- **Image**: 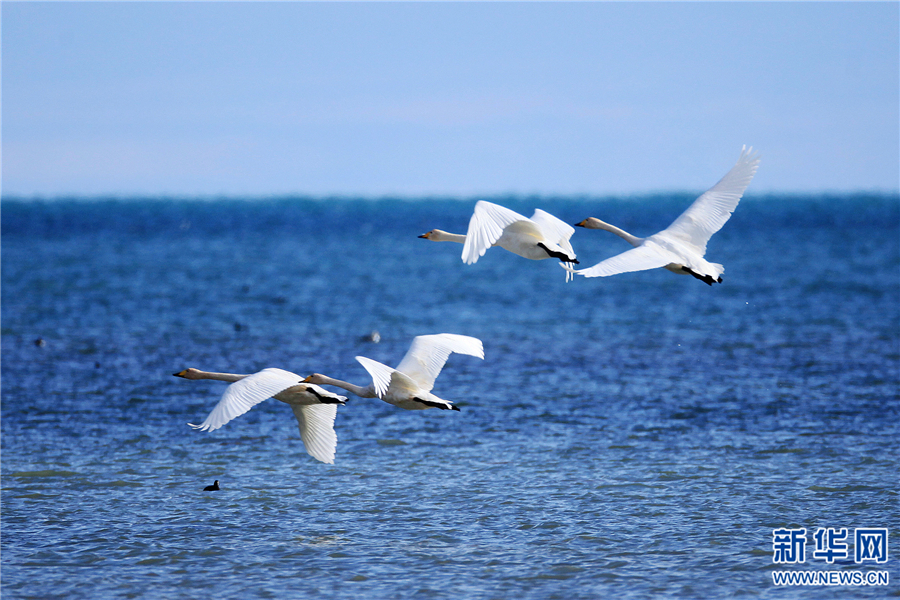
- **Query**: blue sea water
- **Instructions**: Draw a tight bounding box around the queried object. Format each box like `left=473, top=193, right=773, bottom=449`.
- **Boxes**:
left=2, top=195, right=898, bottom=599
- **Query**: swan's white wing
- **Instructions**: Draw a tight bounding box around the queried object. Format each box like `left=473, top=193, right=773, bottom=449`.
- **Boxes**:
left=355, top=356, right=396, bottom=398
left=291, top=404, right=337, bottom=464
left=530, top=209, right=576, bottom=248
left=530, top=208, right=578, bottom=281
left=386, top=370, right=423, bottom=396
left=188, top=368, right=302, bottom=432
left=394, top=333, right=485, bottom=392
left=664, top=146, right=760, bottom=253
left=575, top=243, right=679, bottom=278
left=352, top=361, right=426, bottom=403
left=462, top=201, right=531, bottom=264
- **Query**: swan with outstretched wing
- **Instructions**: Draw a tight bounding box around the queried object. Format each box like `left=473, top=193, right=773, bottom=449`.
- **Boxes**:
left=420, top=201, right=578, bottom=281
left=175, top=367, right=346, bottom=464
left=305, top=333, right=484, bottom=411
left=571, top=146, right=760, bottom=285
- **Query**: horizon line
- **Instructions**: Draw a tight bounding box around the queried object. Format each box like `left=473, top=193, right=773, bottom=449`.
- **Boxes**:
left=2, top=189, right=899, bottom=203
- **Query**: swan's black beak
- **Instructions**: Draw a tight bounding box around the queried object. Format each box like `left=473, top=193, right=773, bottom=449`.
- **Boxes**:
left=173, top=370, right=187, bottom=378
left=574, top=219, right=587, bottom=227
left=418, top=232, right=430, bottom=239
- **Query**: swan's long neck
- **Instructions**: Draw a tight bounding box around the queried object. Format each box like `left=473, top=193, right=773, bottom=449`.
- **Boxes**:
left=579, top=218, right=643, bottom=247
left=307, top=374, right=375, bottom=398
left=176, top=369, right=248, bottom=382
left=421, top=229, right=467, bottom=244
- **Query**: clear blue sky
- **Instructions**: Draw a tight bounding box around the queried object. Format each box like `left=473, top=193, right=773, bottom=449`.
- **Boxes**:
left=2, top=2, right=898, bottom=198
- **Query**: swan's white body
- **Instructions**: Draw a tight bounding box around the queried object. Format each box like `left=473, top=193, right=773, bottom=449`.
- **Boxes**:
left=175, top=367, right=347, bottom=464
left=304, top=333, right=484, bottom=411
left=420, top=201, right=578, bottom=281
left=572, top=146, right=760, bottom=285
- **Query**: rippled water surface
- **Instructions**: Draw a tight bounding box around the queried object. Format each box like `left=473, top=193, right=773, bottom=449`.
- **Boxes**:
left=2, top=196, right=898, bottom=598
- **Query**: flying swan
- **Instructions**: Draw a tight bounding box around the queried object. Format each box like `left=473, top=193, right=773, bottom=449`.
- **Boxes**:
left=304, top=333, right=484, bottom=411
left=571, top=146, right=760, bottom=285
left=174, top=367, right=347, bottom=464
left=419, top=200, right=579, bottom=281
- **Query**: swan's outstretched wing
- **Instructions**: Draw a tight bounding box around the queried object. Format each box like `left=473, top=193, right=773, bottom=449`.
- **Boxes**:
left=574, top=243, right=679, bottom=279
left=355, top=356, right=396, bottom=398
left=664, top=146, right=760, bottom=253
left=290, top=404, right=338, bottom=464
left=530, top=209, right=576, bottom=248
left=530, top=209, right=578, bottom=281
left=354, top=356, right=426, bottom=401
left=394, top=333, right=485, bottom=392
left=188, top=368, right=302, bottom=432
left=462, top=201, right=533, bottom=264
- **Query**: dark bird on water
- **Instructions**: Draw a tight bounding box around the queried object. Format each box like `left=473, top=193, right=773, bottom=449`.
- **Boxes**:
left=203, top=480, right=220, bottom=491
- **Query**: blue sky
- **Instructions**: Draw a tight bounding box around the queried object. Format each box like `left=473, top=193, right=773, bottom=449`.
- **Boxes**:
left=2, top=2, right=898, bottom=198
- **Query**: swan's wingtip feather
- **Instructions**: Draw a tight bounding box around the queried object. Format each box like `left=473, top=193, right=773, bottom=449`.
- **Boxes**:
left=310, top=452, right=335, bottom=465
left=740, top=144, right=760, bottom=164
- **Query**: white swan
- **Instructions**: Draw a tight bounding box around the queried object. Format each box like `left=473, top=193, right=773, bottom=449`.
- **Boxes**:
left=174, top=367, right=347, bottom=464
left=304, top=333, right=484, bottom=411
left=419, top=200, right=578, bottom=281
left=571, top=146, right=760, bottom=285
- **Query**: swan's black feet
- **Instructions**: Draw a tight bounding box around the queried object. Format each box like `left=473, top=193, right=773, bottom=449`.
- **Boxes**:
left=537, top=242, right=578, bottom=264
left=414, top=397, right=460, bottom=411
left=306, top=386, right=347, bottom=404
left=681, top=266, right=721, bottom=286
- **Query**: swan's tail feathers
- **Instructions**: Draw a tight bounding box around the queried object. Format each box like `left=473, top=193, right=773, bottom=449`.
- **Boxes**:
left=712, top=262, right=724, bottom=284
left=188, top=422, right=208, bottom=431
